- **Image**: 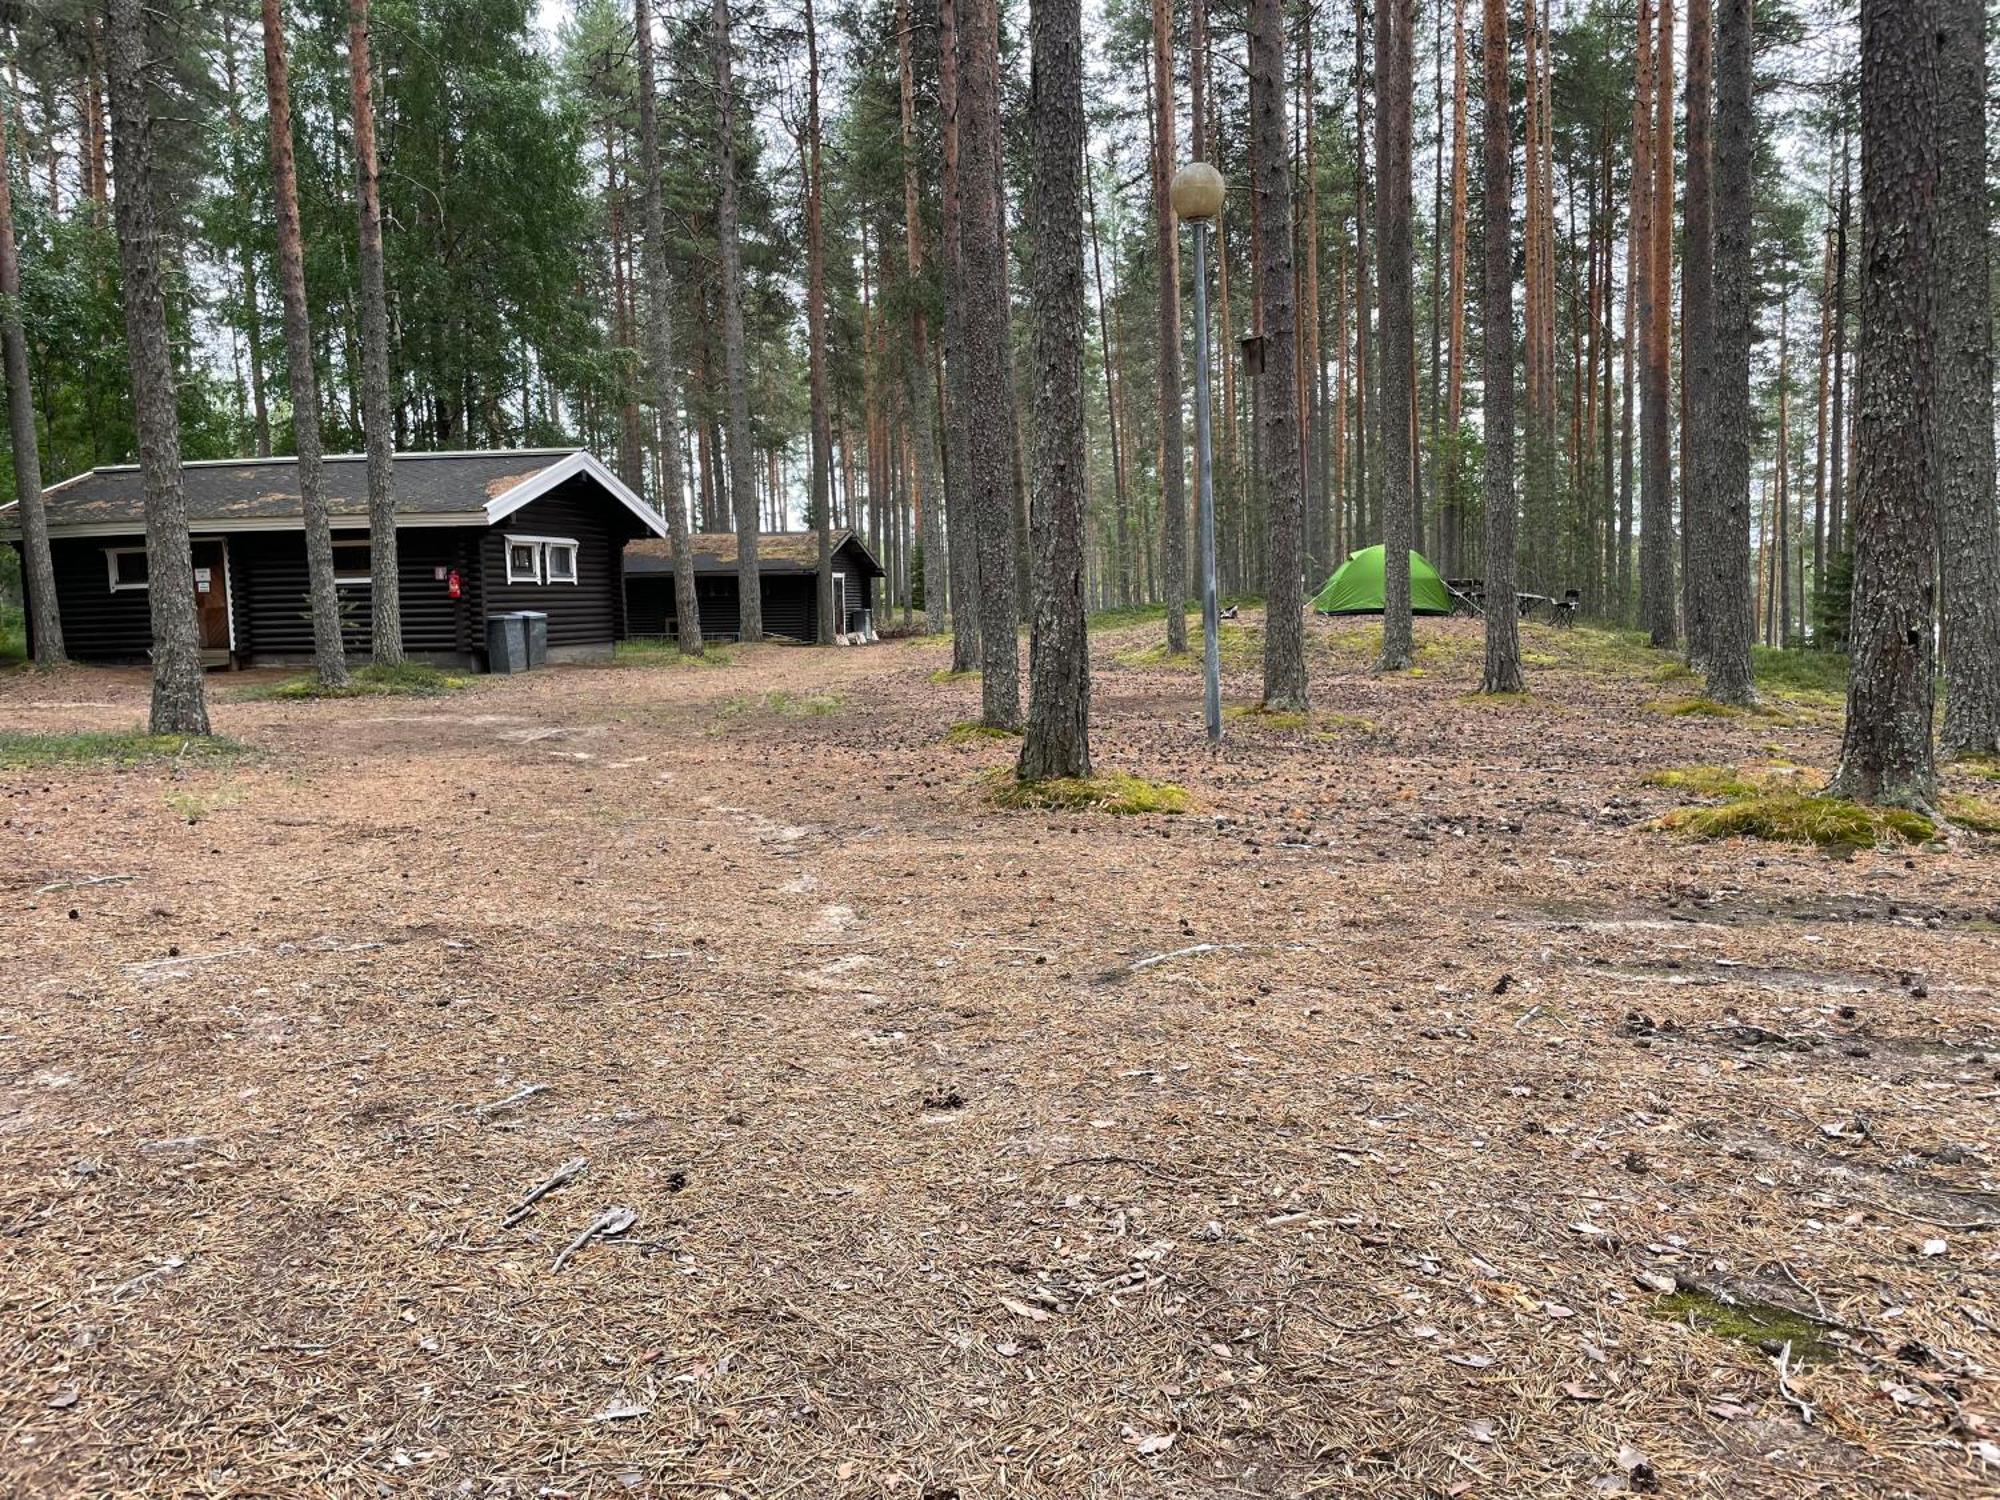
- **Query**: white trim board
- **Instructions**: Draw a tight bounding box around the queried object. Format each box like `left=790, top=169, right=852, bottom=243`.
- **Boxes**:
left=483, top=450, right=666, bottom=537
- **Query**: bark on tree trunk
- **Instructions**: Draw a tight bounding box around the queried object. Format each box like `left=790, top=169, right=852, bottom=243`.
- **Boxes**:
left=711, top=0, right=761, bottom=641
left=1936, top=0, right=2000, bottom=754
left=1830, top=0, right=1939, bottom=808
left=898, top=0, right=946, bottom=636
left=1249, top=0, right=1307, bottom=710
left=1680, top=0, right=1715, bottom=668
left=805, top=0, right=835, bottom=643
left=1701, top=0, right=1755, bottom=703
left=955, top=0, right=1019, bottom=725
left=0, top=95, right=64, bottom=666
left=262, top=0, right=350, bottom=689
left=1153, top=0, right=1188, bottom=655
left=1479, top=0, right=1521, bottom=693
left=1638, top=0, right=1677, bottom=647
left=348, top=0, right=401, bottom=667
left=937, top=0, right=982, bottom=672
left=107, top=0, right=210, bottom=734
left=1375, top=0, right=1415, bottom=672
left=635, top=0, right=703, bottom=655
left=1017, top=0, right=1090, bottom=781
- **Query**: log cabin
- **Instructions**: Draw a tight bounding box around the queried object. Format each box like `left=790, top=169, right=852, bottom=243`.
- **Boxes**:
left=0, top=448, right=665, bottom=669
left=623, top=530, right=885, bottom=643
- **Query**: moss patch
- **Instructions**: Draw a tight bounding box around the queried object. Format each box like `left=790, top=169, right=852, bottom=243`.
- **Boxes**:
left=1643, top=764, right=1766, bottom=800
left=1651, top=1287, right=1839, bottom=1365
left=987, top=771, right=1189, bottom=816
left=1224, top=703, right=1309, bottom=732
left=1658, top=793, right=1934, bottom=849
left=945, top=720, right=1022, bottom=745
left=1944, top=794, right=2000, bottom=835
left=0, top=730, right=249, bottom=770
left=237, top=663, right=469, bottom=701
left=929, top=667, right=980, bottom=684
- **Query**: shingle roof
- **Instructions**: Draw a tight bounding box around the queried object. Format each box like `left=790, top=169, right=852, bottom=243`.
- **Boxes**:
left=626, top=530, right=884, bottom=577
left=2, top=449, right=665, bottom=537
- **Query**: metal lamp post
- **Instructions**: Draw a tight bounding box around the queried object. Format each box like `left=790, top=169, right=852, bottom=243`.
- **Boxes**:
left=1170, top=162, right=1226, bottom=744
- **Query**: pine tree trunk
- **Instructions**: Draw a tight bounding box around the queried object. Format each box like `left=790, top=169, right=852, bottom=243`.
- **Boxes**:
left=1636, top=0, right=1676, bottom=646
left=1936, top=0, right=2000, bottom=754
left=1480, top=0, right=1521, bottom=692
left=1086, top=161, right=1132, bottom=607
left=1374, top=0, right=1414, bottom=670
left=259, top=0, right=350, bottom=688
left=107, top=0, right=210, bottom=734
left=955, top=0, right=1019, bottom=724
left=937, top=0, right=982, bottom=671
left=804, top=0, right=835, bottom=642
left=1351, top=0, right=1372, bottom=543
left=1249, top=0, right=1307, bottom=710
left=1830, top=0, right=1939, bottom=808
left=1018, top=0, right=1090, bottom=781
left=897, top=0, right=946, bottom=636
left=0, top=96, right=63, bottom=666
left=1699, top=0, right=1754, bottom=701
left=635, top=0, right=703, bottom=655
left=711, top=0, right=760, bottom=641
left=347, top=0, right=400, bottom=667
left=1445, top=0, right=1467, bottom=538
left=1152, top=0, right=1188, bottom=655
left=1679, top=0, right=1714, bottom=667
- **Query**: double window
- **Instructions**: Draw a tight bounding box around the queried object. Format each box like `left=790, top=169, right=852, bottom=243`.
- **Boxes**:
left=505, top=534, right=579, bottom=586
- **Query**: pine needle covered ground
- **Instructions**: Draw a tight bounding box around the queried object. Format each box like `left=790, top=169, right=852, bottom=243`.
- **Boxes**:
left=2, top=614, right=1996, bottom=1497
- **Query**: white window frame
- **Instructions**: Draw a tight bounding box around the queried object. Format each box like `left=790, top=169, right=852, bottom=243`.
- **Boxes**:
left=504, top=534, right=578, bottom=586
left=542, top=540, right=579, bottom=585
left=332, top=541, right=372, bottom=587
left=105, top=546, right=150, bottom=592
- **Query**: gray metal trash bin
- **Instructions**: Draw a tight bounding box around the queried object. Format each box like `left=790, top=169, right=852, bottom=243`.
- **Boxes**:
left=518, top=611, right=549, bottom=667
left=486, top=612, right=529, bottom=674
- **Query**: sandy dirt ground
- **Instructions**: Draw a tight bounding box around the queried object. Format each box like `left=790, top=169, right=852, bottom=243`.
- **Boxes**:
left=2, top=614, right=1997, bottom=1499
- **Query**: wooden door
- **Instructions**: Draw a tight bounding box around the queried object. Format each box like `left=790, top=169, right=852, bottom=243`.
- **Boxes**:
left=190, top=539, right=231, bottom=652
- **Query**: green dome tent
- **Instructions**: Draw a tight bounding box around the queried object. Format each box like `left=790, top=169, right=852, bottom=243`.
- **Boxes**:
left=1311, top=544, right=1452, bottom=616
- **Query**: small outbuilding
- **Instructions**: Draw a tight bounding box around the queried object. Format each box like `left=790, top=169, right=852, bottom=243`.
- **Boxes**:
left=1, top=448, right=666, bottom=669
left=624, top=530, right=884, bottom=643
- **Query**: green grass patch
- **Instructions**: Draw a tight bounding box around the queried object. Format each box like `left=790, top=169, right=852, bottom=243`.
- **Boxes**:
left=1114, top=621, right=1260, bottom=670
left=616, top=639, right=736, bottom=668
left=1088, top=597, right=1263, bottom=633
left=1951, top=754, right=2000, bottom=784
left=0, top=600, right=25, bottom=666
left=1753, top=645, right=1848, bottom=705
left=721, top=690, right=844, bottom=718
left=1223, top=703, right=1309, bottom=731
left=1651, top=1287, right=1839, bottom=1366
left=236, top=662, right=468, bottom=701
left=0, top=730, right=248, bottom=771
left=945, top=720, right=1022, bottom=745
left=1944, top=794, right=2000, bottom=835
left=1657, top=793, right=1934, bottom=849
left=929, top=667, right=980, bottom=684
left=986, top=770, right=1189, bottom=815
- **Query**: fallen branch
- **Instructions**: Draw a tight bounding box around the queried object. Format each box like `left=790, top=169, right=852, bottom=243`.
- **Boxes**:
left=1127, top=942, right=1246, bottom=973
left=1773, top=1342, right=1815, bottom=1425
left=474, top=1083, right=548, bottom=1120
left=38, top=874, right=135, bottom=894
left=503, top=1156, right=586, bottom=1228
left=551, top=1205, right=636, bottom=1272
